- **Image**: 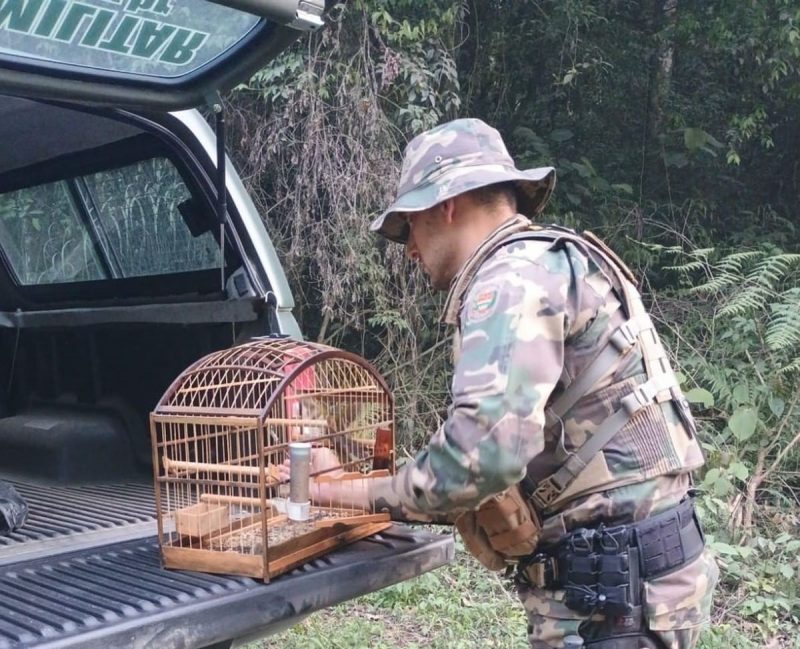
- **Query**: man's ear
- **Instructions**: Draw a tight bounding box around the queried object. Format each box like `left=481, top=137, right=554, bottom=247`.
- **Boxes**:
left=440, top=198, right=457, bottom=224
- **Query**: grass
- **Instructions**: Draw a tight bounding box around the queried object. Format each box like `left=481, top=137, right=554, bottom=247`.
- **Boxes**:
left=257, top=536, right=528, bottom=649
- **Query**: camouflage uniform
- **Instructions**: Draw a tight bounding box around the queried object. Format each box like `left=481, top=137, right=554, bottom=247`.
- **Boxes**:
left=368, top=119, right=718, bottom=648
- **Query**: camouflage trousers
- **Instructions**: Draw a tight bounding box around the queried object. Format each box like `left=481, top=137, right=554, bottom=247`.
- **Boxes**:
left=518, top=549, right=719, bottom=648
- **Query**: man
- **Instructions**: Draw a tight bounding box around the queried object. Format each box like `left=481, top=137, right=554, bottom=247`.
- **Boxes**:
left=315, top=118, right=718, bottom=648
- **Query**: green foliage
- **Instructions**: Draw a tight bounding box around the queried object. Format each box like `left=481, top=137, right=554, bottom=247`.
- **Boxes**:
left=768, top=287, right=800, bottom=353
left=657, top=244, right=800, bottom=641
left=259, top=544, right=528, bottom=649
left=362, top=0, right=463, bottom=132
left=224, top=1, right=800, bottom=645
left=670, top=246, right=800, bottom=372
left=227, top=1, right=464, bottom=452
left=702, top=529, right=800, bottom=643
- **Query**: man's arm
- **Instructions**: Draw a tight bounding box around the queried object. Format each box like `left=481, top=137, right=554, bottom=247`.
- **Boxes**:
left=369, top=242, right=604, bottom=520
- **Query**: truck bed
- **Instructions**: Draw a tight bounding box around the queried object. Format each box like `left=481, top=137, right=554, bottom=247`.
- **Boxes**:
left=0, top=478, right=454, bottom=648
left=0, top=479, right=158, bottom=566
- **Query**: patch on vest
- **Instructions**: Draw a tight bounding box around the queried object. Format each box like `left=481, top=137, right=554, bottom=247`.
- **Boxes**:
left=466, top=287, right=499, bottom=323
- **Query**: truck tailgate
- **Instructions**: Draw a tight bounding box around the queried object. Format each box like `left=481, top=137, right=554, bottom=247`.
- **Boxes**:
left=0, top=526, right=454, bottom=649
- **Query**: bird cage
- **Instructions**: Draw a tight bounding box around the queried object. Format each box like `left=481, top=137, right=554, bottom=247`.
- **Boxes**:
left=150, top=338, right=395, bottom=581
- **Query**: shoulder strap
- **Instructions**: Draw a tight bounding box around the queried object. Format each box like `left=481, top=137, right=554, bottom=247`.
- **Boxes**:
left=517, top=230, right=685, bottom=512
left=505, top=227, right=640, bottom=313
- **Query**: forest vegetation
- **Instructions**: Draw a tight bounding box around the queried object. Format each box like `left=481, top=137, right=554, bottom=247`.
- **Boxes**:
left=227, top=1, right=800, bottom=646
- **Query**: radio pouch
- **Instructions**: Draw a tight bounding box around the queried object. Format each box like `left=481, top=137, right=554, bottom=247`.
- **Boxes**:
left=455, top=484, right=541, bottom=570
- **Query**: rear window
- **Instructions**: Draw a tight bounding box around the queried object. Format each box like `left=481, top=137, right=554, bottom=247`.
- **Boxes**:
left=0, top=156, right=222, bottom=285
left=0, top=0, right=261, bottom=79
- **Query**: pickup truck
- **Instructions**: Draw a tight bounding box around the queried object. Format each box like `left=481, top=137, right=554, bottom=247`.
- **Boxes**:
left=0, top=1, right=454, bottom=647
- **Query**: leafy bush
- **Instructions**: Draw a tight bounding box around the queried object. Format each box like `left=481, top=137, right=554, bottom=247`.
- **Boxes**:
left=655, top=244, right=800, bottom=643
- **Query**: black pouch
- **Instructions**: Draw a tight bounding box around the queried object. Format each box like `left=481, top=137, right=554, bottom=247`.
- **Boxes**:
left=0, top=481, right=28, bottom=534
left=562, top=526, right=634, bottom=617
left=584, top=634, right=662, bottom=648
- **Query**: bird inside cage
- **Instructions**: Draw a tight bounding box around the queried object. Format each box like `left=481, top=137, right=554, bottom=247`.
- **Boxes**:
left=295, top=398, right=386, bottom=467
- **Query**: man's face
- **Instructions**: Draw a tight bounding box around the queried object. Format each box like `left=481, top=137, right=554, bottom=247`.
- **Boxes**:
left=403, top=206, right=459, bottom=290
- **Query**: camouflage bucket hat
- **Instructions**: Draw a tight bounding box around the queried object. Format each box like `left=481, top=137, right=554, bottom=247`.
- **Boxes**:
left=370, top=118, right=556, bottom=243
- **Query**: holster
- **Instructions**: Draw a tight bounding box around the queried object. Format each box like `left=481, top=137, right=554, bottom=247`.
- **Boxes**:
left=516, top=497, right=704, bottom=620
left=455, top=484, right=541, bottom=571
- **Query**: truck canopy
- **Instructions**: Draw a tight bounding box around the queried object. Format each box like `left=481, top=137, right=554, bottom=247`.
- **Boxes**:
left=0, top=0, right=326, bottom=109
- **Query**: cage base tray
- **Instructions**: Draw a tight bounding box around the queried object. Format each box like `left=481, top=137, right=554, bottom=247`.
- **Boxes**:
left=162, top=511, right=391, bottom=580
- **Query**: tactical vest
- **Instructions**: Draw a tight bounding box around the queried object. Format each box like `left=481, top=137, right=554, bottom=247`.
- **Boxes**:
left=447, top=221, right=703, bottom=519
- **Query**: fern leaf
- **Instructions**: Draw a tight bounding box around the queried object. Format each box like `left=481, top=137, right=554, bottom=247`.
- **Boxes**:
left=750, top=254, right=800, bottom=288
left=660, top=246, right=689, bottom=258
left=687, top=275, right=738, bottom=294
left=778, top=357, right=800, bottom=376
left=766, top=288, right=800, bottom=351
left=665, top=260, right=707, bottom=274
left=696, top=366, right=734, bottom=407
left=719, top=284, right=773, bottom=316
left=716, top=250, right=762, bottom=274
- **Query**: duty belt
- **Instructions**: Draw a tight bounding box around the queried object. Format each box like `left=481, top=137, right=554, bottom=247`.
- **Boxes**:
left=516, top=498, right=704, bottom=616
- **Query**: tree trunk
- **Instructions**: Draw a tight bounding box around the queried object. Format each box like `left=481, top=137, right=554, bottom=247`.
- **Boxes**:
left=639, top=0, right=678, bottom=199
left=741, top=447, right=766, bottom=532
left=648, top=0, right=679, bottom=141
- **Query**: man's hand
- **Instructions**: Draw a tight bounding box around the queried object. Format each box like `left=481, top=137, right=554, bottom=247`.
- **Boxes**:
left=278, top=447, right=369, bottom=507
left=277, top=446, right=342, bottom=481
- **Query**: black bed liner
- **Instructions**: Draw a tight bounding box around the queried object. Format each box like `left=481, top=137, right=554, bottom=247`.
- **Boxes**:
left=0, top=526, right=454, bottom=649
left=0, top=477, right=214, bottom=564
left=0, top=479, right=158, bottom=565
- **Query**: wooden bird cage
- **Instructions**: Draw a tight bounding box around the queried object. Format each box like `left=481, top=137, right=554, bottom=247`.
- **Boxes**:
left=150, top=338, right=395, bottom=581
